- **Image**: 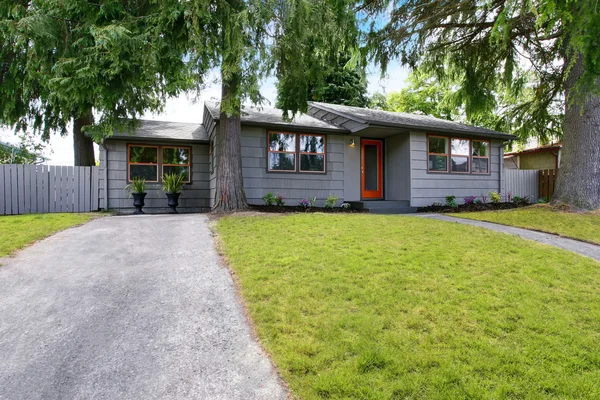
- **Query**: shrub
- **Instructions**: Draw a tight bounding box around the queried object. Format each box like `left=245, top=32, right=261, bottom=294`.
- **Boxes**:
left=309, top=197, right=317, bottom=207
left=124, top=177, right=146, bottom=196
left=463, top=196, right=477, bottom=205
left=481, top=195, right=488, bottom=204
left=474, top=199, right=483, bottom=205
left=489, top=191, right=501, bottom=203
left=275, top=195, right=285, bottom=206
left=262, top=192, right=276, bottom=206
left=324, top=194, right=339, bottom=208
left=537, top=196, right=549, bottom=204
left=299, top=198, right=310, bottom=208
left=161, top=173, right=185, bottom=194
left=445, top=195, right=458, bottom=208
left=340, top=203, right=351, bottom=209
left=431, top=201, right=443, bottom=207
left=513, top=196, right=531, bottom=206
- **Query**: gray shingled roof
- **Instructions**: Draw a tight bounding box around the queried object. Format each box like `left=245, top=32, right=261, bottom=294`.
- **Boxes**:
left=109, top=120, right=208, bottom=142
left=204, top=101, right=347, bottom=132
left=310, top=102, right=516, bottom=140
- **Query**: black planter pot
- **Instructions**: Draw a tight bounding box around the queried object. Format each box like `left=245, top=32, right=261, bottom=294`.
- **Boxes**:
left=166, top=193, right=181, bottom=214
left=132, top=193, right=147, bottom=214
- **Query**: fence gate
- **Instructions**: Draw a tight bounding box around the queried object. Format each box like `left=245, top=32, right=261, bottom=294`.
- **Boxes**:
left=0, top=164, right=99, bottom=215
left=539, top=169, right=557, bottom=200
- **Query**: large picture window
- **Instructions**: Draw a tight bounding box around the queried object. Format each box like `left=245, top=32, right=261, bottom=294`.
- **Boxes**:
left=427, top=135, right=491, bottom=175
left=128, top=144, right=192, bottom=182
left=163, top=147, right=191, bottom=182
left=268, top=132, right=326, bottom=173
left=128, top=145, right=158, bottom=182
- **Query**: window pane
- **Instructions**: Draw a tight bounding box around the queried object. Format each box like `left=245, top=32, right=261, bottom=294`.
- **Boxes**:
left=428, top=155, right=447, bottom=171
left=129, top=146, right=157, bottom=163
left=163, top=147, right=189, bottom=165
left=364, top=144, right=379, bottom=190
left=300, top=154, right=324, bottom=172
left=269, top=133, right=296, bottom=152
left=472, top=158, right=489, bottom=173
left=130, top=165, right=157, bottom=181
left=269, top=153, right=295, bottom=171
left=451, top=139, right=470, bottom=155
left=163, top=166, right=190, bottom=181
left=472, top=141, right=489, bottom=156
left=300, top=135, right=325, bottom=153
left=429, top=137, right=447, bottom=154
left=451, top=156, right=469, bottom=172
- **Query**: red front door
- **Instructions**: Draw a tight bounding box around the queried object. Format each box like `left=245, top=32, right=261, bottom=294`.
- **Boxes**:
left=361, top=139, right=383, bottom=199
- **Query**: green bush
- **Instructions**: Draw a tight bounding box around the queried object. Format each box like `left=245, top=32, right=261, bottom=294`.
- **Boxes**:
left=324, top=194, right=339, bottom=208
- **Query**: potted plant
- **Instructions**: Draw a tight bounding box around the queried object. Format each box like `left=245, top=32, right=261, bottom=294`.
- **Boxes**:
left=124, top=177, right=147, bottom=214
left=161, top=173, right=186, bottom=214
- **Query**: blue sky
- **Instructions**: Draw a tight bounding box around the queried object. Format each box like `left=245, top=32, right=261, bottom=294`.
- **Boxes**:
left=0, top=61, right=410, bottom=165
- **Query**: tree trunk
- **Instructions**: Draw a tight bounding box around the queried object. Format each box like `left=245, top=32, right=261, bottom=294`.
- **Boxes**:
left=552, top=53, right=600, bottom=210
left=73, top=110, right=96, bottom=166
left=212, top=79, right=248, bottom=211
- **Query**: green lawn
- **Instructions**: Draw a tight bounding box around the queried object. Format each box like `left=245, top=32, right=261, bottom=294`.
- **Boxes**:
left=451, top=205, right=600, bottom=245
left=217, top=214, right=600, bottom=399
left=0, top=213, right=95, bottom=257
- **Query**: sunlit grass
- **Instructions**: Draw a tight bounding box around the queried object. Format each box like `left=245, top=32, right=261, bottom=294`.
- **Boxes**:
left=0, top=213, right=95, bottom=257
left=451, top=204, right=600, bottom=244
left=217, top=213, right=600, bottom=399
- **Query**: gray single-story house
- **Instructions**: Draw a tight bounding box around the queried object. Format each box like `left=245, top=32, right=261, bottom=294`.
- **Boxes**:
left=96, top=101, right=515, bottom=213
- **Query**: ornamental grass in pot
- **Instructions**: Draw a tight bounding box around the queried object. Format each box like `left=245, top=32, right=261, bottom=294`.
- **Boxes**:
left=162, top=173, right=186, bottom=214
left=124, top=177, right=147, bottom=214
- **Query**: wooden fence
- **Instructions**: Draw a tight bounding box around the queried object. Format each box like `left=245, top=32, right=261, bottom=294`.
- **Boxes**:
left=539, top=169, right=558, bottom=200
left=0, top=164, right=100, bottom=215
left=504, top=168, right=539, bottom=201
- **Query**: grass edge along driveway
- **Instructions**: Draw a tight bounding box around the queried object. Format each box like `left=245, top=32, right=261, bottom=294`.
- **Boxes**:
left=0, top=213, right=96, bottom=257
left=450, top=204, right=600, bottom=245
left=217, top=213, right=600, bottom=400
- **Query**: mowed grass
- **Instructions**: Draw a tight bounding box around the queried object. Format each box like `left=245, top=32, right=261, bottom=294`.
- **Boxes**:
left=217, top=214, right=600, bottom=399
left=451, top=205, right=600, bottom=244
left=0, top=213, right=95, bottom=257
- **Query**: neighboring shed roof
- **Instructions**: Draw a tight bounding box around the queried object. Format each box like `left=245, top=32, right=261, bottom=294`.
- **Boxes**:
left=309, top=102, right=516, bottom=140
left=504, top=143, right=562, bottom=156
left=108, top=120, right=209, bottom=142
left=204, top=101, right=348, bottom=132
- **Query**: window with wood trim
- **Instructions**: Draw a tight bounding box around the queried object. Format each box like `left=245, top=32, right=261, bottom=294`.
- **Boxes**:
left=299, top=134, right=326, bottom=172
left=128, top=145, right=158, bottom=182
left=162, top=146, right=191, bottom=182
left=472, top=140, right=490, bottom=174
left=268, top=132, right=297, bottom=171
left=451, top=138, right=470, bottom=173
left=428, top=136, right=448, bottom=172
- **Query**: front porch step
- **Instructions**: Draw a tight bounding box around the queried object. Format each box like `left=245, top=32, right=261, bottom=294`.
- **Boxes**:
left=347, top=200, right=417, bottom=214
left=368, top=207, right=417, bottom=214
left=362, top=200, right=411, bottom=208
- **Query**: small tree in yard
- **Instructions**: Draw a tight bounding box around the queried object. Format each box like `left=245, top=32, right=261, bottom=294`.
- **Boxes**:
left=363, top=0, right=600, bottom=209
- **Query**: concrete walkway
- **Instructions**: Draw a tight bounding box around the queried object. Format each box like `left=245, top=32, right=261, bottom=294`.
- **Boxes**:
left=420, top=214, right=600, bottom=262
left=0, top=214, right=287, bottom=400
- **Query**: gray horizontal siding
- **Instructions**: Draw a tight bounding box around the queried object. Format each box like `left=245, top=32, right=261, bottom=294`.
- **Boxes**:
left=410, top=132, right=503, bottom=207
left=240, top=126, right=345, bottom=206
left=102, top=140, right=210, bottom=212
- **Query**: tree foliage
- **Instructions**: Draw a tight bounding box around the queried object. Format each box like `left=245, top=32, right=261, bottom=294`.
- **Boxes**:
left=0, top=0, right=192, bottom=158
left=279, top=57, right=369, bottom=108
left=0, top=135, right=46, bottom=164
left=363, top=0, right=597, bottom=138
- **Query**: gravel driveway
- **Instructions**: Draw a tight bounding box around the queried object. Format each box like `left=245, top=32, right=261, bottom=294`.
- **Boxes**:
left=0, top=214, right=287, bottom=400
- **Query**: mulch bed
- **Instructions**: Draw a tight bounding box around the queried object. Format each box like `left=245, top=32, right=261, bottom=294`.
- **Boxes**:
left=249, top=205, right=367, bottom=213
left=417, top=202, right=528, bottom=213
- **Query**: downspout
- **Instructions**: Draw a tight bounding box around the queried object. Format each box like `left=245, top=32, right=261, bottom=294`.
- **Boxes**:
left=100, top=139, right=108, bottom=210
left=500, top=143, right=505, bottom=196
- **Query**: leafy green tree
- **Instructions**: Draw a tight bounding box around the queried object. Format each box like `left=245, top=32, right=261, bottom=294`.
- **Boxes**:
left=0, top=134, right=46, bottom=164
left=367, top=92, right=389, bottom=110
left=0, top=0, right=191, bottom=166
left=282, top=57, right=369, bottom=107
left=364, top=0, right=600, bottom=209
left=171, top=0, right=358, bottom=210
